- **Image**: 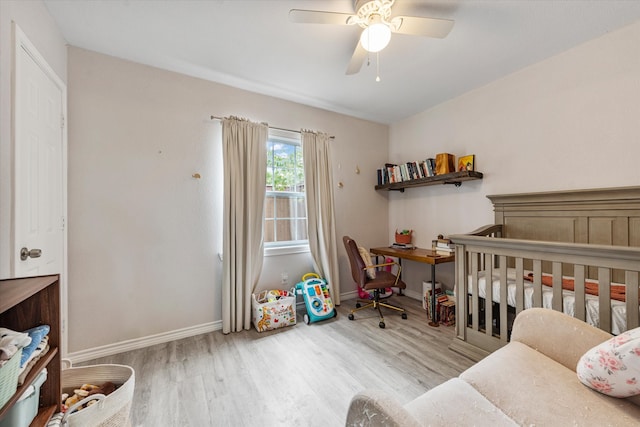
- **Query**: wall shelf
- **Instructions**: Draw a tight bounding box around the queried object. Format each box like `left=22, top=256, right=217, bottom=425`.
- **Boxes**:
left=375, top=170, right=483, bottom=192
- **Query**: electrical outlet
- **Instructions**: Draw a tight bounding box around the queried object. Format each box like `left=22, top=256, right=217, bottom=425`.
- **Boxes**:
left=281, top=272, right=288, bottom=285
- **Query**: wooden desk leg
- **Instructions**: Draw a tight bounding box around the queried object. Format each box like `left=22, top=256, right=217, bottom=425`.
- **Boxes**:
left=397, top=257, right=404, bottom=296
left=428, top=263, right=439, bottom=327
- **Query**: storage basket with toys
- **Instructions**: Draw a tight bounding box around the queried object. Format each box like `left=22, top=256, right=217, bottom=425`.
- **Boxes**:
left=251, top=289, right=296, bottom=332
left=52, top=363, right=135, bottom=427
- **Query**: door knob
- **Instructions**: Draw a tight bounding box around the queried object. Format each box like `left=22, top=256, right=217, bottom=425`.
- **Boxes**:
left=20, top=247, right=42, bottom=261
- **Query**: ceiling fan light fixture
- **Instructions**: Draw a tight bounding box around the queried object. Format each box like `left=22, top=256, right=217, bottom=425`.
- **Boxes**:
left=360, top=15, right=391, bottom=53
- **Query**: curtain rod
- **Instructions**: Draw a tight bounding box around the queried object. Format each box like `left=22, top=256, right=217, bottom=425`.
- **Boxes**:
left=210, top=116, right=334, bottom=139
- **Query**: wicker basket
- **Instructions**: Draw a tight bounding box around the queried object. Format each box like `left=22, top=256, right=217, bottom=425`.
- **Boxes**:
left=395, top=230, right=413, bottom=244
left=60, top=364, right=135, bottom=427
left=0, top=348, right=22, bottom=409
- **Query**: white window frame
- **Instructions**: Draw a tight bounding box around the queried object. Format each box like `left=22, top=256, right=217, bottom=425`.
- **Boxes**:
left=264, top=129, right=309, bottom=256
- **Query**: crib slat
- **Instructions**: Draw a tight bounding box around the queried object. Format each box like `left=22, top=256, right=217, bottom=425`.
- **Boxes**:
left=598, top=267, right=612, bottom=333
left=532, top=260, right=542, bottom=308
left=552, top=262, right=563, bottom=312
left=471, top=252, right=479, bottom=332
left=484, top=253, right=493, bottom=338
left=515, top=257, right=524, bottom=314
left=455, top=244, right=467, bottom=340
left=574, top=265, right=586, bottom=322
left=499, top=256, right=508, bottom=343
left=626, top=271, right=639, bottom=330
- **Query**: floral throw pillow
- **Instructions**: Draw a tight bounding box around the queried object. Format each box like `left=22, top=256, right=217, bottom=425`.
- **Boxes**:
left=357, top=246, right=376, bottom=279
left=576, top=327, right=640, bottom=397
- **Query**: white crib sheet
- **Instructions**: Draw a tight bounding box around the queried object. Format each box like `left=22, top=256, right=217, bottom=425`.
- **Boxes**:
left=467, top=269, right=630, bottom=335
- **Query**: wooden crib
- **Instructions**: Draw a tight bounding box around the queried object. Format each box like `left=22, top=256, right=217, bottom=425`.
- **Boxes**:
left=449, top=186, right=640, bottom=360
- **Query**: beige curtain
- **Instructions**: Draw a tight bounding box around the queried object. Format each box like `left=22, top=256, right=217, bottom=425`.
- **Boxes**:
left=222, top=117, right=268, bottom=333
left=302, top=131, right=340, bottom=305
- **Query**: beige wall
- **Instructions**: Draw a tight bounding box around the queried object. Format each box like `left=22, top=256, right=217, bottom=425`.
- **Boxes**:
left=8, top=0, right=639, bottom=355
left=388, top=20, right=640, bottom=295
left=0, top=0, right=67, bottom=277
left=67, top=47, right=388, bottom=353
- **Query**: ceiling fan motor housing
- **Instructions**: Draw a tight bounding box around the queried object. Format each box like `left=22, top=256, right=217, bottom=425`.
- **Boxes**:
left=354, top=0, right=394, bottom=28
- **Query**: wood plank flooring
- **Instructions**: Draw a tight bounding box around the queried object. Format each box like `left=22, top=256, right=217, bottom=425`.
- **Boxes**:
left=80, top=296, right=474, bottom=426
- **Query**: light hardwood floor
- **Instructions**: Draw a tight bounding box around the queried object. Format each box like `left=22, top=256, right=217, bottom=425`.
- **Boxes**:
left=81, top=296, right=474, bottom=426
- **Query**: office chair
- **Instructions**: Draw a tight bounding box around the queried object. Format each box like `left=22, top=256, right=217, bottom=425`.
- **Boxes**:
left=343, top=236, right=407, bottom=328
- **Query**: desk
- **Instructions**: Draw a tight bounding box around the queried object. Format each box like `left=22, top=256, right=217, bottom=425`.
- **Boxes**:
left=370, top=246, right=455, bottom=327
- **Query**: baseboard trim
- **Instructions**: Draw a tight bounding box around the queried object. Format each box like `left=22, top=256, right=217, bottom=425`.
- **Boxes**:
left=401, top=289, right=422, bottom=301
left=66, top=290, right=417, bottom=363
left=66, top=320, right=222, bottom=364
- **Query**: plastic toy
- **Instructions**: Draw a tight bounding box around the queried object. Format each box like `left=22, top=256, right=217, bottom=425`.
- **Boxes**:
left=295, top=273, right=337, bottom=324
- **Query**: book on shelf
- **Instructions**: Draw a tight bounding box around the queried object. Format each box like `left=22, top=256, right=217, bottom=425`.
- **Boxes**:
left=458, top=154, right=475, bottom=172
left=378, top=156, right=453, bottom=185
left=425, top=158, right=435, bottom=176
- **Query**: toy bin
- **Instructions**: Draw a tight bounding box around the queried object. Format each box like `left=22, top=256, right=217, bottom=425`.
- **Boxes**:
left=59, top=363, right=135, bottom=427
left=251, top=290, right=296, bottom=332
left=0, top=348, right=22, bottom=409
left=0, top=367, right=46, bottom=427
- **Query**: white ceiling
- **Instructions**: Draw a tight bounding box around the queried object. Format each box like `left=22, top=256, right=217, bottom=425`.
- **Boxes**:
left=44, top=0, right=640, bottom=124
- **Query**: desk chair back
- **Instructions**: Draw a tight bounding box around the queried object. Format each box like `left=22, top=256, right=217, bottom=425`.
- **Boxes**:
left=342, top=236, right=408, bottom=328
left=343, top=236, right=367, bottom=287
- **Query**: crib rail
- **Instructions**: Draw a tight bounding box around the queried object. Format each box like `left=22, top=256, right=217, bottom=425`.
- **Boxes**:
left=450, top=231, right=640, bottom=355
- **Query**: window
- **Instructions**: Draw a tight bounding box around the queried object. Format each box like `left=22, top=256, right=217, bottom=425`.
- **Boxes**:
left=264, top=131, right=308, bottom=249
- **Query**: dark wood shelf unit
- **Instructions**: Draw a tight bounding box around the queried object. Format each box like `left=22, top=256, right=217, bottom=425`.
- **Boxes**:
left=375, top=170, right=483, bottom=192
left=0, top=275, right=61, bottom=427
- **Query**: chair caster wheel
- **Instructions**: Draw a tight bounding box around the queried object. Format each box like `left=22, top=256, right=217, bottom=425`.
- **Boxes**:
left=348, top=314, right=355, bottom=320
left=379, top=321, right=385, bottom=329
left=402, top=313, right=408, bottom=319
left=355, top=303, right=362, bottom=308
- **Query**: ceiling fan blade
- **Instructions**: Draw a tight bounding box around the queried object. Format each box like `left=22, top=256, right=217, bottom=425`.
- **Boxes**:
left=289, top=9, right=355, bottom=25
left=392, top=16, right=454, bottom=38
left=346, top=42, right=367, bottom=75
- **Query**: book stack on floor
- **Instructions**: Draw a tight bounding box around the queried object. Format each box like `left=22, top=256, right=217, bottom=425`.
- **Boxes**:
left=423, top=281, right=456, bottom=325
left=433, top=237, right=455, bottom=256
left=439, top=298, right=456, bottom=326
left=422, top=281, right=442, bottom=314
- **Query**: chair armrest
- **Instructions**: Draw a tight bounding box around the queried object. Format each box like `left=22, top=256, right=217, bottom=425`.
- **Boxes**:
left=510, top=308, right=612, bottom=371
left=345, top=390, right=422, bottom=427
left=364, top=261, right=400, bottom=270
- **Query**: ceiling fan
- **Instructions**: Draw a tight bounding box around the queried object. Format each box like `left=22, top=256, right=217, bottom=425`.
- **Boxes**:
left=289, top=0, right=454, bottom=75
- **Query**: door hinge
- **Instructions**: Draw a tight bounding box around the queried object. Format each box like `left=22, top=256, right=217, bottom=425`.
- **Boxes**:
left=61, top=216, right=65, bottom=230
left=61, top=114, right=65, bottom=129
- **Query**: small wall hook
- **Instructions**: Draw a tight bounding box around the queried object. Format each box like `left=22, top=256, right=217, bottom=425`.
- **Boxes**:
left=192, top=173, right=201, bottom=179
left=355, top=165, right=360, bottom=174
left=338, top=181, right=344, bottom=188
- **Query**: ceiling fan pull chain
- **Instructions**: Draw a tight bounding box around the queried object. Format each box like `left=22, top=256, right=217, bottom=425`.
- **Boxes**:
left=376, top=52, right=381, bottom=82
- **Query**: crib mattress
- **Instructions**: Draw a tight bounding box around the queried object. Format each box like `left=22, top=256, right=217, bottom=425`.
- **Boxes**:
left=467, top=269, right=631, bottom=335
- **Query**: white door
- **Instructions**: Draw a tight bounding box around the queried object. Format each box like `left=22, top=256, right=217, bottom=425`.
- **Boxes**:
left=13, top=24, right=66, bottom=280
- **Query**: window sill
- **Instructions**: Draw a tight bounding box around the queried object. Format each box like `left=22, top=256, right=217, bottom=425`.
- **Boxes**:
left=264, top=245, right=310, bottom=257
